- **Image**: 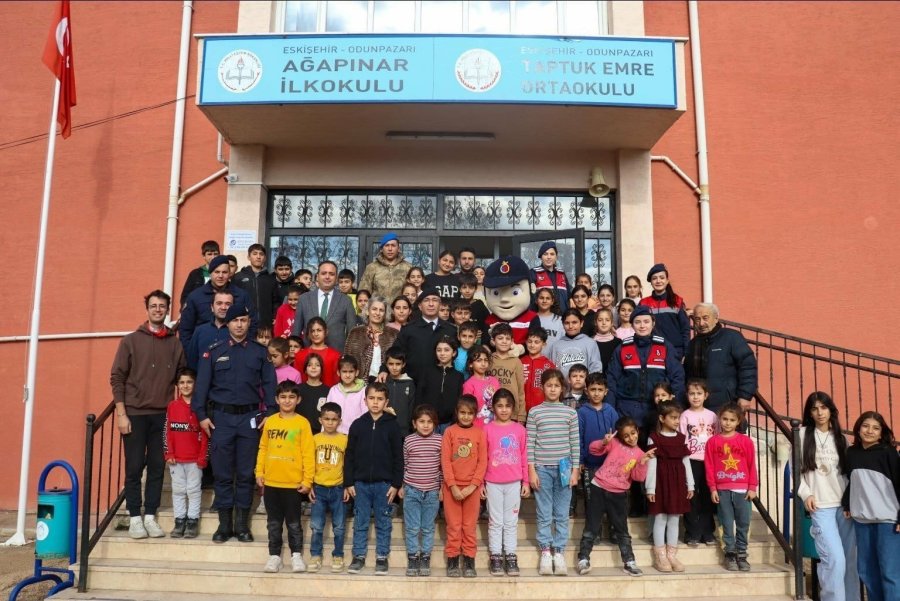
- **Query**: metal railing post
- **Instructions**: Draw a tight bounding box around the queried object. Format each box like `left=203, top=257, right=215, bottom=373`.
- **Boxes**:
left=78, top=413, right=95, bottom=593
left=790, top=419, right=805, bottom=600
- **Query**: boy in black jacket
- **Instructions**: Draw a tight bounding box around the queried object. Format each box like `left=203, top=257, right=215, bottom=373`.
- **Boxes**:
left=345, top=382, right=404, bottom=575
left=385, top=348, right=416, bottom=435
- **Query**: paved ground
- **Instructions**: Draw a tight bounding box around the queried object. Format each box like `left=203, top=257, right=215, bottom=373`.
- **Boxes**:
left=1, top=510, right=70, bottom=601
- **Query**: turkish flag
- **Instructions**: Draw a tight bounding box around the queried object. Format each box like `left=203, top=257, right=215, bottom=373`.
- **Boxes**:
left=42, top=0, right=76, bottom=138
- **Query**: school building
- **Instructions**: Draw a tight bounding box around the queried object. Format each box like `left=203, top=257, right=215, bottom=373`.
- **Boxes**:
left=0, top=1, right=896, bottom=509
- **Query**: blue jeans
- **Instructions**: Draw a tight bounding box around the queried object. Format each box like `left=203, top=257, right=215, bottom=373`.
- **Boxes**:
left=810, top=507, right=859, bottom=601
left=352, top=481, right=393, bottom=558
left=309, top=484, right=346, bottom=558
left=402, top=485, right=440, bottom=555
left=854, top=521, right=900, bottom=601
left=533, top=465, right=572, bottom=550
left=716, top=490, right=751, bottom=554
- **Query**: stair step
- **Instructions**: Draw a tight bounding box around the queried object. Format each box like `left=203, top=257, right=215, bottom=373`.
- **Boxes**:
left=92, top=531, right=782, bottom=568
left=80, top=557, right=793, bottom=598
left=143, top=511, right=773, bottom=541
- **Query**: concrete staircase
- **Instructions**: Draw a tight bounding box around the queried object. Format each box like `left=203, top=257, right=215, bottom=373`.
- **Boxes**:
left=70, top=490, right=794, bottom=599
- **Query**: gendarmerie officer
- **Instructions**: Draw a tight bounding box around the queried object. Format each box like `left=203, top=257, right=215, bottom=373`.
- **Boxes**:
left=193, top=304, right=276, bottom=543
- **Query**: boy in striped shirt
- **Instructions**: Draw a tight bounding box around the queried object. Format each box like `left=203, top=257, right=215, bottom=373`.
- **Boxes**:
left=527, top=368, right=580, bottom=576
left=399, top=404, right=443, bottom=577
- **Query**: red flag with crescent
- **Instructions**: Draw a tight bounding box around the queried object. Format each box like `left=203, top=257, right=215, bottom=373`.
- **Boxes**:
left=42, top=0, right=76, bottom=138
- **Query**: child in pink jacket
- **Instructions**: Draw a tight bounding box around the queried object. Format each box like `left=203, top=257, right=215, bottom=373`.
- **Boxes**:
left=577, top=416, right=655, bottom=577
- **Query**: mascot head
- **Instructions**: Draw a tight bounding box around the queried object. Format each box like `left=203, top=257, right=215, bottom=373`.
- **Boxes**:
left=483, top=256, right=533, bottom=321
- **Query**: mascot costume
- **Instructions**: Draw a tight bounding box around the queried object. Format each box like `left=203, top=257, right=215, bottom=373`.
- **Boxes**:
left=483, top=256, right=542, bottom=355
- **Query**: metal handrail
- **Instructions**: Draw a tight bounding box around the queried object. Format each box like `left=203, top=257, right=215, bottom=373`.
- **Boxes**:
left=721, top=319, right=897, bottom=365
left=78, top=401, right=125, bottom=592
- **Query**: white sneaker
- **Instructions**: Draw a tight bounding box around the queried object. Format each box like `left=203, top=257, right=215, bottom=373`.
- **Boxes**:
left=577, top=558, right=591, bottom=575
left=265, top=555, right=283, bottom=573
left=552, top=552, right=568, bottom=576
left=538, top=549, right=553, bottom=575
left=128, top=516, right=148, bottom=539
left=291, top=552, right=307, bottom=573
left=143, top=515, right=165, bottom=538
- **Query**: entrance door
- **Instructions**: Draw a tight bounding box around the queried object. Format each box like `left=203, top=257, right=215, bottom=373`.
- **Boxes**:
left=512, top=229, right=585, bottom=277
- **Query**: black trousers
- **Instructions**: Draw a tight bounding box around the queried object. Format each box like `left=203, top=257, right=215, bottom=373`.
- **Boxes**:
left=265, top=486, right=304, bottom=556
left=683, top=459, right=716, bottom=541
left=579, top=485, right=634, bottom=564
left=123, top=412, right=166, bottom=517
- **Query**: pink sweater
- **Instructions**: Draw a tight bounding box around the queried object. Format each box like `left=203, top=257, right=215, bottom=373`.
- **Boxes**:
left=589, top=438, right=649, bottom=493
left=704, top=432, right=758, bottom=492
left=679, top=408, right=718, bottom=461
left=275, top=364, right=302, bottom=384
left=463, top=374, right=501, bottom=427
left=483, top=421, right=528, bottom=484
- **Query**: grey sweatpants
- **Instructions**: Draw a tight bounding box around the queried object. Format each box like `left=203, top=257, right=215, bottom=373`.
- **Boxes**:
left=169, top=462, right=203, bottom=519
left=485, top=481, right=521, bottom=554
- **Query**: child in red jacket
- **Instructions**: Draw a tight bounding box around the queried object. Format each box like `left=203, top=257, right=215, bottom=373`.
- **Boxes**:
left=164, top=369, right=208, bottom=539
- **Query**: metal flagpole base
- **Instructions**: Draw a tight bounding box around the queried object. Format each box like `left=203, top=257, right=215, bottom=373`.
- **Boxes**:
left=3, top=531, right=29, bottom=546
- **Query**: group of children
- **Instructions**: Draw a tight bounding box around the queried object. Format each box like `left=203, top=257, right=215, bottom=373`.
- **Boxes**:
left=164, top=343, right=763, bottom=578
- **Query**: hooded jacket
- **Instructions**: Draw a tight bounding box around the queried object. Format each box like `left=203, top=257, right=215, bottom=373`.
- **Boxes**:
left=110, top=323, right=186, bottom=414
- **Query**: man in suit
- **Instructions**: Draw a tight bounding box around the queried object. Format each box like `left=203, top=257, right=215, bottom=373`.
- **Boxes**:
left=291, top=260, right=357, bottom=351
left=384, top=287, right=458, bottom=384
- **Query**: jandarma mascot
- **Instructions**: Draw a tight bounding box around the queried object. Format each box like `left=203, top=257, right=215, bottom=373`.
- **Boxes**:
left=483, top=256, right=542, bottom=355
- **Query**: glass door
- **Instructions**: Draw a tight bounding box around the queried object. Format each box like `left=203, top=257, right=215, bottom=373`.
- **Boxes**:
left=511, top=228, right=585, bottom=276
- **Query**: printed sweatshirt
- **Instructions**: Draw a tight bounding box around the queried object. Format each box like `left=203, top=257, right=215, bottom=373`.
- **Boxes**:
left=255, top=413, right=315, bottom=489
left=704, top=432, right=758, bottom=493
left=489, top=352, right=526, bottom=422
left=484, top=421, right=529, bottom=484
left=589, top=437, right=649, bottom=493
left=521, top=354, right=555, bottom=414
left=164, top=397, right=209, bottom=467
left=441, top=424, right=488, bottom=488
left=679, top=408, right=718, bottom=461
left=463, top=374, right=502, bottom=427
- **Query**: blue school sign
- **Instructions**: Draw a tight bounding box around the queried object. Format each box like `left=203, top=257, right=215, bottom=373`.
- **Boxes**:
left=199, top=34, right=677, bottom=109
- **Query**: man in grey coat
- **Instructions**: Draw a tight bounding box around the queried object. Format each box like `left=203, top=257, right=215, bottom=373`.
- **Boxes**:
left=291, top=260, right=357, bottom=351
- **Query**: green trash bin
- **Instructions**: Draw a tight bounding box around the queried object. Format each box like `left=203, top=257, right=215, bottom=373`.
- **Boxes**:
left=800, top=511, right=819, bottom=560
left=35, top=488, right=73, bottom=559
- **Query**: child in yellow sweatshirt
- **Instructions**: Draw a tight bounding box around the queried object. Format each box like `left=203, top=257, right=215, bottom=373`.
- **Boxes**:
left=256, top=381, right=315, bottom=574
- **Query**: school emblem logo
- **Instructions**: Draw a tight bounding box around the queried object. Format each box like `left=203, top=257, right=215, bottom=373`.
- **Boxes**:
left=455, top=49, right=501, bottom=93
left=218, top=50, right=262, bottom=93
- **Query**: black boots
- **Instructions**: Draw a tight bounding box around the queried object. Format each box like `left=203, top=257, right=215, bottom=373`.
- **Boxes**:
left=406, top=553, right=419, bottom=577
left=170, top=517, right=186, bottom=538
left=234, top=508, right=253, bottom=542
left=418, top=554, right=432, bottom=576
left=212, top=509, right=233, bottom=543
left=183, top=517, right=199, bottom=539
left=446, top=555, right=461, bottom=578
left=462, top=555, right=477, bottom=578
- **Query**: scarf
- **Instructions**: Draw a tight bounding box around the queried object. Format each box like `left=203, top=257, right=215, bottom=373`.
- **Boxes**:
left=593, top=332, right=616, bottom=343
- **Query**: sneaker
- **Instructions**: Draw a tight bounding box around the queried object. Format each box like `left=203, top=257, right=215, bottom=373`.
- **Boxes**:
left=308, top=556, right=322, bottom=573
left=128, top=516, right=148, bottom=539
left=143, top=515, right=165, bottom=538
left=504, top=553, right=519, bottom=577
left=406, top=553, right=420, bottom=577
left=264, top=555, right=283, bottom=573
left=577, top=558, right=591, bottom=576
left=723, top=552, right=739, bottom=571
left=538, top=549, right=553, bottom=575
left=623, top=561, right=643, bottom=577
left=291, top=552, right=307, bottom=573
left=489, top=554, right=504, bottom=576
left=348, top=556, right=365, bottom=574
left=736, top=554, right=751, bottom=572
left=685, top=538, right=700, bottom=548
left=552, top=551, right=568, bottom=576
left=701, top=535, right=717, bottom=546
left=375, top=556, right=389, bottom=575
left=331, top=556, right=344, bottom=573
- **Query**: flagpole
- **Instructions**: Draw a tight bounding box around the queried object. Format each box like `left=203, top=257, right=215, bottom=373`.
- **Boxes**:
left=4, top=78, right=61, bottom=547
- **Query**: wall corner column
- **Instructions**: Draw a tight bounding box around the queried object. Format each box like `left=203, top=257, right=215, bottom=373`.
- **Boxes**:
left=224, top=144, right=267, bottom=266
left=617, top=149, right=654, bottom=282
